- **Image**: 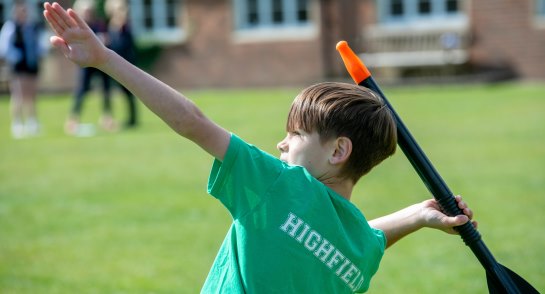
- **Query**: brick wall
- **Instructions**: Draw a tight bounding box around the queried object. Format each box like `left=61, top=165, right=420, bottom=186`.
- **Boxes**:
left=42, top=0, right=545, bottom=91
left=152, top=0, right=325, bottom=89
left=470, top=0, right=545, bottom=79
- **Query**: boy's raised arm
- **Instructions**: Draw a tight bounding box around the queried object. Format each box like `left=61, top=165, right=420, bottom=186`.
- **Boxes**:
left=43, top=2, right=230, bottom=160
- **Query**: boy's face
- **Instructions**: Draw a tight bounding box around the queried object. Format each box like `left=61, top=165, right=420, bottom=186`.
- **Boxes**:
left=277, top=130, right=335, bottom=179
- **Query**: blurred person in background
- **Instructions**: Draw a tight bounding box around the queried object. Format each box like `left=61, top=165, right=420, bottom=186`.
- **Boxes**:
left=0, top=1, right=45, bottom=138
left=106, top=0, right=138, bottom=129
left=65, top=0, right=116, bottom=135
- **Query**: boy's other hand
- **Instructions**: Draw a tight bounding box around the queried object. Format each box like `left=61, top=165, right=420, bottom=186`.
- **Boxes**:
left=420, top=195, right=478, bottom=235
left=43, top=2, right=109, bottom=68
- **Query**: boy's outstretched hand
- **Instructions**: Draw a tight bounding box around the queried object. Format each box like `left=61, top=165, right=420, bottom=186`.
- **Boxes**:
left=43, top=3, right=230, bottom=160
left=43, top=2, right=109, bottom=68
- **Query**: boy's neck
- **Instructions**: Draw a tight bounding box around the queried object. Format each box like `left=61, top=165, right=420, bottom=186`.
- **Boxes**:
left=322, top=178, right=354, bottom=201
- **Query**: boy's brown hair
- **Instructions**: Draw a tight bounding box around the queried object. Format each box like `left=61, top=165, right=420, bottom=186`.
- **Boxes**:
left=287, top=82, right=397, bottom=183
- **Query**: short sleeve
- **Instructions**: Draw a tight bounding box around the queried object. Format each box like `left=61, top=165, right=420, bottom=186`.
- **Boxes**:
left=207, top=134, right=284, bottom=219
left=372, top=228, right=387, bottom=253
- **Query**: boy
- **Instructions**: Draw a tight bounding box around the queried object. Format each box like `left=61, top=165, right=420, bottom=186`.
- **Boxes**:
left=43, top=3, right=475, bottom=293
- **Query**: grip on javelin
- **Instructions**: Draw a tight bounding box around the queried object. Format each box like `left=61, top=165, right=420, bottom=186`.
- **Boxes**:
left=335, top=41, right=371, bottom=84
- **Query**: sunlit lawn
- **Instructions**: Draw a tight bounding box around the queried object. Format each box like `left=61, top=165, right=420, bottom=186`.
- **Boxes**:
left=1, top=82, right=544, bottom=293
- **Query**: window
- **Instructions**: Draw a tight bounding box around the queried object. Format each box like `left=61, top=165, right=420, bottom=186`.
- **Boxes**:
left=390, top=0, right=404, bottom=17
left=129, top=0, right=185, bottom=44
left=379, top=0, right=465, bottom=25
left=143, top=0, right=154, bottom=29
left=537, top=0, right=545, bottom=17
left=234, top=0, right=312, bottom=30
left=296, top=0, right=309, bottom=22
left=272, top=0, right=283, bottom=23
left=446, top=0, right=459, bottom=13
left=166, top=0, right=178, bottom=27
left=418, top=0, right=431, bottom=15
left=233, top=0, right=316, bottom=42
left=535, top=0, right=545, bottom=27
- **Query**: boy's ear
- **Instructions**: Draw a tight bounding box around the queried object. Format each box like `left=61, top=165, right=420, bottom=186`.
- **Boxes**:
left=330, top=137, right=352, bottom=165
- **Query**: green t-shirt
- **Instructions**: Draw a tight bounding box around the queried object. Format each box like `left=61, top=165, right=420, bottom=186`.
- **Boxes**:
left=201, top=134, right=386, bottom=293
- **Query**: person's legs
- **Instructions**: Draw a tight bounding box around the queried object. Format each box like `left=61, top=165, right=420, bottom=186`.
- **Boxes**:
left=19, top=73, right=40, bottom=136
left=9, top=75, right=24, bottom=138
left=121, top=85, right=137, bottom=127
left=66, top=68, right=92, bottom=134
left=99, top=71, right=117, bottom=132
left=100, top=70, right=112, bottom=114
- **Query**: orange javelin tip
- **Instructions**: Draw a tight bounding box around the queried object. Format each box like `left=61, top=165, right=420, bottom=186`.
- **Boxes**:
left=336, top=41, right=371, bottom=84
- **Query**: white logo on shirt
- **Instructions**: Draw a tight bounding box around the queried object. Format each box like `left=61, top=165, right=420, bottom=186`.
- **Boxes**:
left=280, top=212, right=365, bottom=291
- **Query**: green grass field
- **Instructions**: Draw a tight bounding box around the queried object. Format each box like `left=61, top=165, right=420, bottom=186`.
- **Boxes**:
left=1, top=83, right=544, bottom=293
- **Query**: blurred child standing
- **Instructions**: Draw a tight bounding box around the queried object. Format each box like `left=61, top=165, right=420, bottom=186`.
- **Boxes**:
left=65, top=0, right=116, bottom=135
left=106, top=0, right=138, bottom=128
left=0, top=1, right=45, bottom=138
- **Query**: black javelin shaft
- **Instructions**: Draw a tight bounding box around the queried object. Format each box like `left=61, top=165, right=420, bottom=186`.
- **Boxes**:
left=361, top=76, right=520, bottom=293
left=336, top=41, right=522, bottom=293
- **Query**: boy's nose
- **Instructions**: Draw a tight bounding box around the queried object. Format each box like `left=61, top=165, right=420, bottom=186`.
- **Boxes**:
left=277, top=139, right=288, bottom=153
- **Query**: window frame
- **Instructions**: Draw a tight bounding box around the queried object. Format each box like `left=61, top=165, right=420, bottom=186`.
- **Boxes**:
left=232, top=0, right=318, bottom=43
left=129, top=0, right=186, bottom=45
left=377, top=0, right=467, bottom=29
left=535, top=0, right=545, bottom=28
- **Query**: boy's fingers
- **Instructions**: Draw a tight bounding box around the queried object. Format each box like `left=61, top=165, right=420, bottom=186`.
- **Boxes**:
left=44, top=3, right=66, bottom=30
left=453, top=215, right=470, bottom=226
left=68, top=8, right=92, bottom=31
left=49, top=36, right=70, bottom=57
left=49, top=2, right=77, bottom=31
left=43, top=10, right=62, bottom=36
left=45, top=13, right=69, bottom=37
left=454, top=195, right=474, bottom=219
left=464, top=207, right=473, bottom=219
left=457, top=200, right=465, bottom=208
